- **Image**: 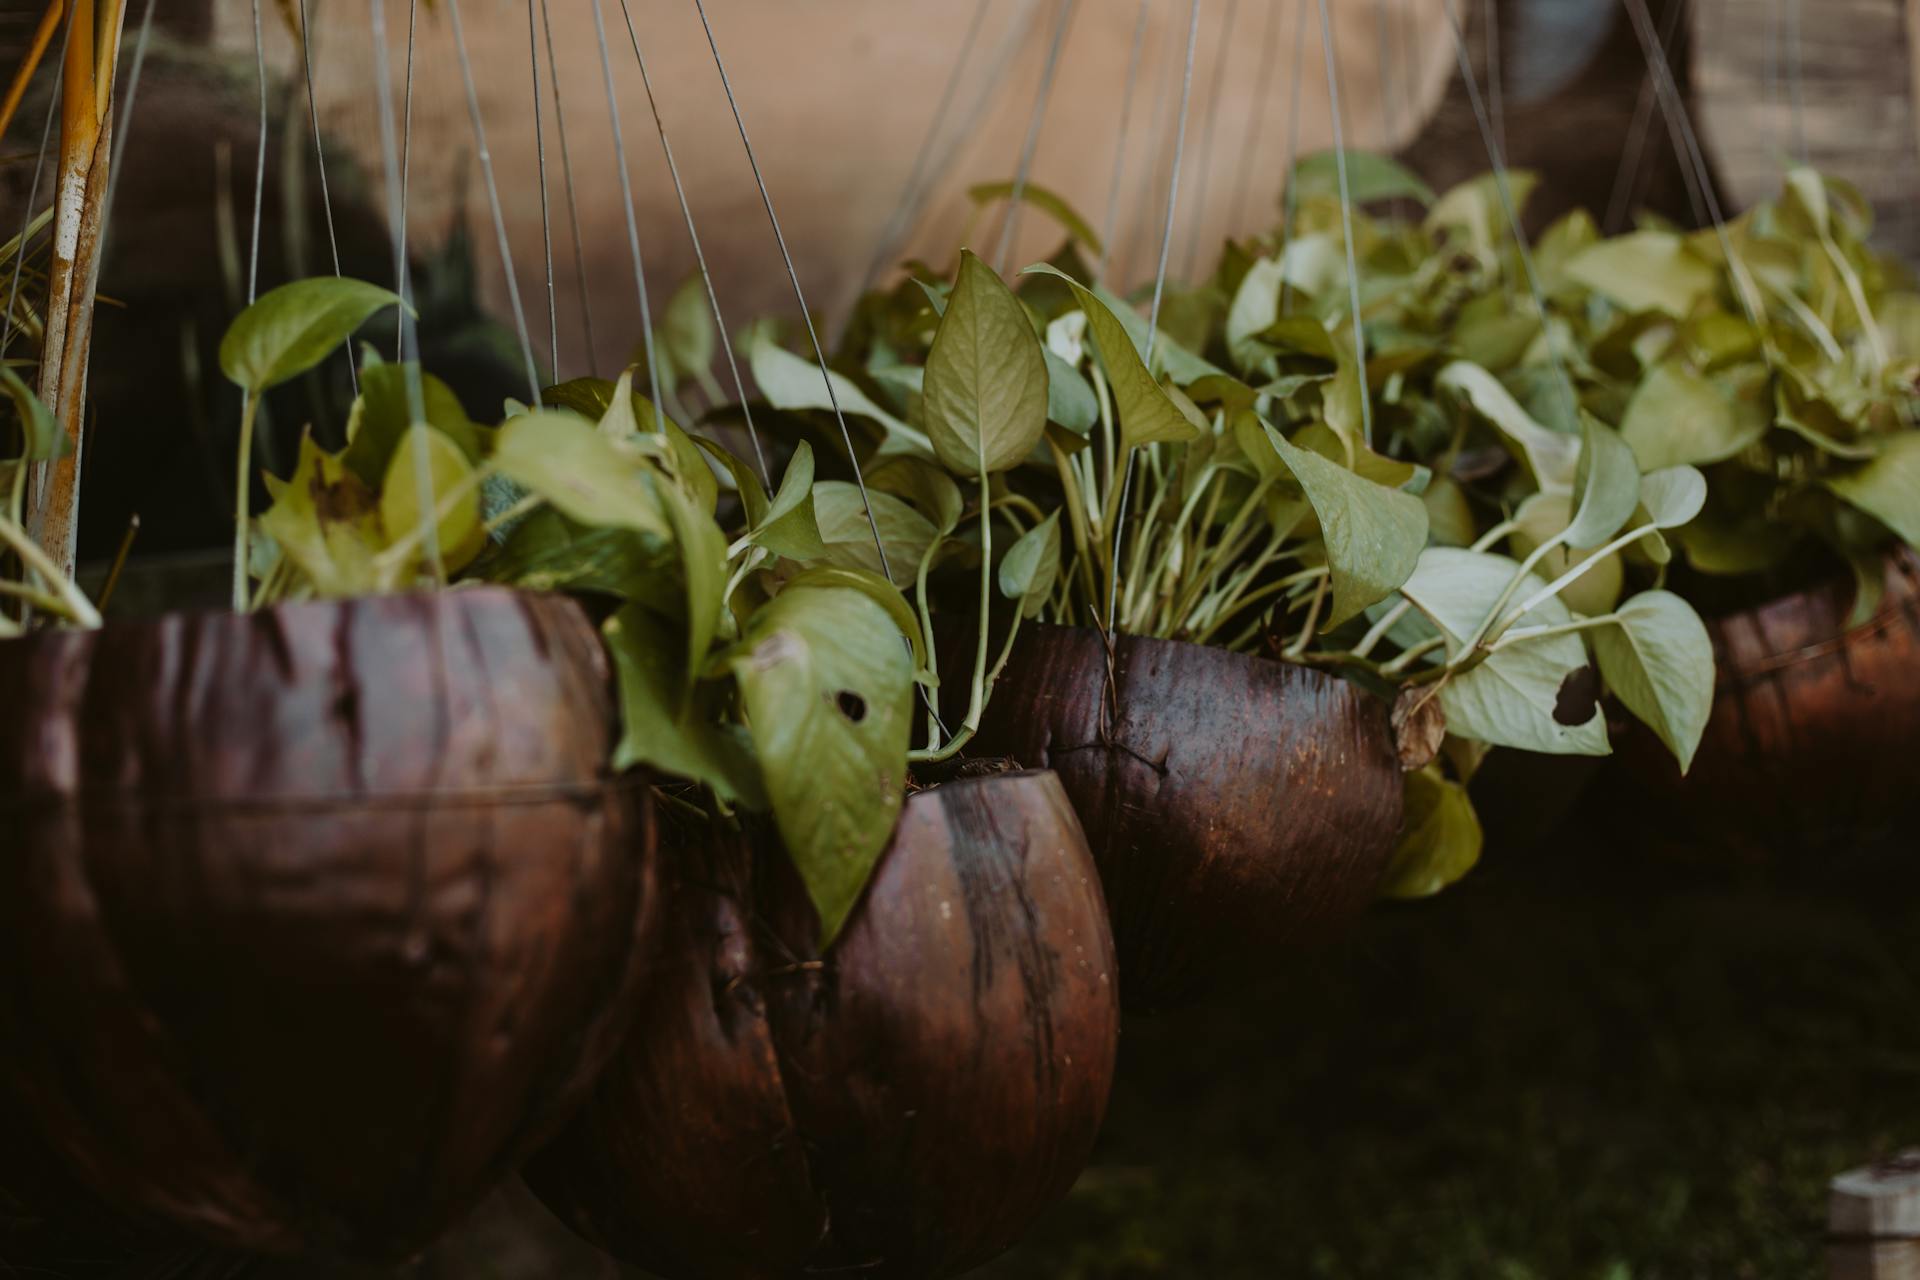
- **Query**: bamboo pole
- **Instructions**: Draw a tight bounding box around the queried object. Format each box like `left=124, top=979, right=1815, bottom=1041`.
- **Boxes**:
left=26, top=0, right=128, bottom=581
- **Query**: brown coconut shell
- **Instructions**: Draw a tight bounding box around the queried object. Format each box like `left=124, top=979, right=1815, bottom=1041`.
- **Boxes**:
left=964, top=623, right=1404, bottom=1009
left=1616, top=550, right=1920, bottom=864
left=0, top=588, right=659, bottom=1258
left=526, top=769, right=1120, bottom=1280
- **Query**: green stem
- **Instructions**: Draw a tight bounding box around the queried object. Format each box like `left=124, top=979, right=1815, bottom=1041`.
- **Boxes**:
left=910, top=470, right=997, bottom=765
left=1457, top=528, right=1570, bottom=654
left=233, top=390, right=260, bottom=612
left=1283, top=573, right=1330, bottom=659
left=1381, top=633, right=1447, bottom=675
left=0, top=511, right=100, bottom=628
left=1353, top=598, right=1412, bottom=660
left=1489, top=613, right=1618, bottom=651
left=373, top=465, right=494, bottom=578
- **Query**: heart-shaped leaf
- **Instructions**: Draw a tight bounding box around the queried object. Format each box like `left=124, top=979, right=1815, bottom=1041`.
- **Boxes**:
left=924, top=249, right=1050, bottom=477
left=997, top=510, right=1062, bottom=619
left=1379, top=766, right=1483, bottom=899
left=603, top=603, right=763, bottom=806
left=729, top=584, right=915, bottom=945
left=1592, top=589, right=1715, bottom=772
left=1825, top=433, right=1920, bottom=549
left=1022, top=265, right=1199, bottom=450
left=492, top=410, right=670, bottom=540
left=814, top=481, right=941, bottom=587
left=1620, top=359, right=1767, bottom=471
left=220, top=277, right=404, bottom=394
left=1567, top=412, right=1641, bottom=549
left=1436, top=360, right=1580, bottom=493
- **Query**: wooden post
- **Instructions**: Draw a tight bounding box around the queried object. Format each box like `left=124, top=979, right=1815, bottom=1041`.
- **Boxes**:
left=1830, top=1152, right=1920, bottom=1280
left=26, top=0, right=127, bottom=581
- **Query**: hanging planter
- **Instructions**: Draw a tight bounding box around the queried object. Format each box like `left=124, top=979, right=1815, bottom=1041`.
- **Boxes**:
left=0, top=588, right=658, bottom=1257
left=1614, top=550, right=1920, bottom=863
left=526, top=768, right=1119, bottom=1280
left=967, top=623, right=1403, bottom=1008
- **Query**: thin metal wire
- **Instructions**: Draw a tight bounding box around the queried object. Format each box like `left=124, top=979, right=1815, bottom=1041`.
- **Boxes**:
left=1483, top=0, right=1505, bottom=161
left=689, top=0, right=892, bottom=580
left=1276, top=0, right=1309, bottom=315
left=293, top=0, right=357, bottom=395
left=615, top=0, right=770, bottom=488
left=1225, top=0, right=1285, bottom=237
left=529, top=0, right=558, bottom=380
left=445, top=0, right=543, bottom=407
left=395, top=0, right=417, bottom=355
left=1374, top=0, right=1396, bottom=149
left=1437, top=0, right=1578, bottom=426
left=858, top=0, right=992, bottom=295
left=369, top=0, right=439, bottom=574
left=0, top=14, right=73, bottom=366
left=588, top=0, right=661, bottom=414
left=1784, top=0, right=1806, bottom=165
left=1181, top=0, right=1239, bottom=278
left=1313, top=0, right=1374, bottom=448
left=859, top=0, right=1045, bottom=304
left=1105, top=0, right=1202, bottom=640
left=98, top=0, right=158, bottom=249
left=539, top=0, right=598, bottom=378
left=994, top=0, right=1081, bottom=275
left=1602, top=0, right=1691, bottom=231
left=1097, top=0, right=1154, bottom=282
left=247, top=0, right=268, bottom=308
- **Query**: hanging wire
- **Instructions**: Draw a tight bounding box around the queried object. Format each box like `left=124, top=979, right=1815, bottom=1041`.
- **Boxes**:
left=1784, top=0, right=1807, bottom=166
left=289, top=0, right=358, bottom=395
left=994, top=0, right=1082, bottom=274
left=395, top=0, right=417, bottom=354
left=1105, top=0, right=1203, bottom=640
left=859, top=0, right=992, bottom=294
left=615, top=0, right=771, bottom=489
left=445, top=0, right=544, bottom=407
left=98, top=0, right=158, bottom=249
left=1602, top=0, right=1694, bottom=232
left=1181, top=0, right=1240, bottom=278
left=247, top=0, right=268, bottom=310
left=0, top=13, right=73, bottom=367
left=1119, top=11, right=1183, bottom=283
left=588, top=0, right=662, bottom=413
left=1483, top=0, right=1506, bottom=161
left=1098, top=0, right=1155, bottom=282
left=1224, top=0, right=1285, bottom=237
left=1313, top=0, right=1375, bottom=448
left=857, top=0, right=1045, bottom=303
left=368, top=0, right=441, bottom=577
left=1374, top=0, right=1397, bottom=149
left=529, top=0, right=558, bottom=379
left=1276, top=0, right=1309, bottom=315
left=1437, top=0, right=1579, bottom=426
left=538, top=0, right=599, bottom=378
left=689, top=0, right=892, bottom=579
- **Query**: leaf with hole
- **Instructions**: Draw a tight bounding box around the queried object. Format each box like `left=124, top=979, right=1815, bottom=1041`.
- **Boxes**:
left=1592, top=589, right=1714, bottom=772
left=728, top=584, right=915, bottom=946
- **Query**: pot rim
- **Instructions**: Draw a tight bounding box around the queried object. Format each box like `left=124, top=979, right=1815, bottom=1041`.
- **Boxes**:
left=0, top=583, right=572, bottom=651
left=1714, top=546, right=1920, bottom=683
left=1015, top=619, right=1383, bottom=705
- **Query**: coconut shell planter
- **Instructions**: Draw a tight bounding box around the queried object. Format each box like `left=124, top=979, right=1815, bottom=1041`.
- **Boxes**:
left=1615, top=551, right=1920, bottom=865
left=0, top=588, right=658, bottom=1257
left=966, top=624, right=1404, bottom=1010
left=527, top=769, right=1120, bottom=1280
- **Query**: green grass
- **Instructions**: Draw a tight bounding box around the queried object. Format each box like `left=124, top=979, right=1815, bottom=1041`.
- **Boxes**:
left=979, top=843, right=1920, bottom=1280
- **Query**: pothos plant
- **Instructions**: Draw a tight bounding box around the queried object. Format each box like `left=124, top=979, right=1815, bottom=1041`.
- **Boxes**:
left=1, top=367, right=99, bottom=636
left=784, top=176, right=1720, bottom=901
left=221, top=269, right=1054, bottom=946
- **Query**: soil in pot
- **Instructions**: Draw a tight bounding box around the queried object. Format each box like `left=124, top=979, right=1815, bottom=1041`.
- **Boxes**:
left=0, top=588, right=660, bottom=1259
left=1614, top=550, right=1920, bottom=865
left=961, top=622, right=1404, bottom=1010
left=525, top=768, right=1120, bottom=1280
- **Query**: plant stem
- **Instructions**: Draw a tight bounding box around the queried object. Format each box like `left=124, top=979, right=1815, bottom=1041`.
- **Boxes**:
left=232, top=389, right=260, bottom=611
left=1283, top=572, right=1329, bottom=659
left=0, top=509, right=98, bottom=627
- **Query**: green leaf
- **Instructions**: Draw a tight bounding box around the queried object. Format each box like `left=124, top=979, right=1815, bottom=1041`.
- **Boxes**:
left=1043, top=347, right=1099, bottom=434
left=0, top=365, right=66, bottom=461
left=1225, top=257, right=1286, bottom=373
left=658, top=474, right=730, bottom=688
left=1563, top=232, right=1717, bottom=318
left=1436, top=361, right=1580, bottom=493
left=813, top=480, right=940, bottom=587
left=1593, top=589, right=1715, bottom=772
left=1379, top=767, right=1483, bottom=900
left=728, top=585, right=915, bottom=945
left=1513, top=492, right=1623, bottom=617
left=1023, top=265, right=1199, bottom=450
left=1398, top=548, right=1609, bottom=756
left=602, top=603, right=763, bottom=806
left=220, top=277, right=404, bottom=393
left=997, top=510, right=1061, bottom=618
left=471, top=507, right=666, bottom=597
left=1825, top=434, right=1920, bottom=549
left=753, top=441, right=828, bottom=561
left=747, top=324, right=933, bottom=459
left=342, top=362, right=484, bottom=487
left=967, top=180, right=1105, bottom=258
left=1567, top=412, right=1641, bottom=549
left=1637, top=466, right=1708, bottom=529
left=923, top=249, right=1050, bottom=477
left=785, top=564, right=927, bottom=671
left=1619, top=360, right=1767, bottom=472
left=255, top=432, right=389, bottom=596
left=866, top=455, right=965, bottom=534
left=1290, top=149, right=1437, bottom=206
left=1259, top=420, right=1429, bottom=626
left=661, top=271, right=717, bottom=392
left=491, top=410, right=671, bottom=539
